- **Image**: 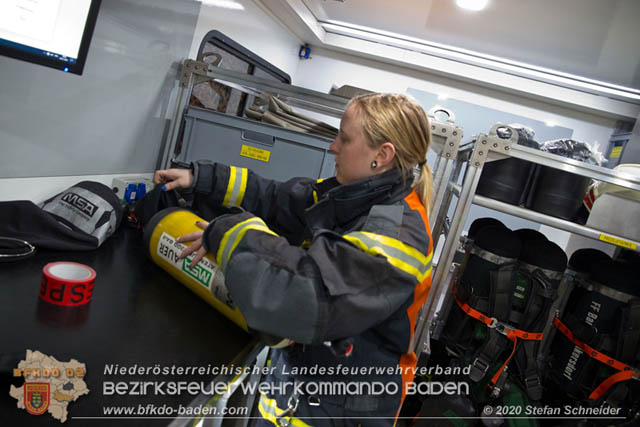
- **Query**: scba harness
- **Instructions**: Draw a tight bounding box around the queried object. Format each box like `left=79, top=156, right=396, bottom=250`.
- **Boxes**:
left=441, top=220, right=566, bottom=401
left=548, top=249, right=640, bottom=409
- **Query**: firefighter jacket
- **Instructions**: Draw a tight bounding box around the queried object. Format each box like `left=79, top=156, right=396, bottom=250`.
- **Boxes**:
left=193, top=161, right=433, bottom=425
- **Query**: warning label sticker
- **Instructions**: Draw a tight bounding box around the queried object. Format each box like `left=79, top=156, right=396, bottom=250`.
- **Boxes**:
left=240, top=144, right=271, bottom=163
left=157, top=232, right=234, bottom=308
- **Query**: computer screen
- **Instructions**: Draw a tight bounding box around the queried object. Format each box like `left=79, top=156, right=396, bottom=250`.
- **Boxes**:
left=0, top=0, right=101, bottom=75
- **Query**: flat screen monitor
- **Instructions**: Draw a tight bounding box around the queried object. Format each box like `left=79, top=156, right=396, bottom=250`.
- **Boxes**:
left=0, top=0, right=101, bottom=75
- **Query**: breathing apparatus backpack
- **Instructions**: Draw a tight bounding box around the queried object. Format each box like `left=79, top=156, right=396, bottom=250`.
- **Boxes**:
left=440, top=218, right=567, bottom=402
left=547, top=248, right=640, bottom=413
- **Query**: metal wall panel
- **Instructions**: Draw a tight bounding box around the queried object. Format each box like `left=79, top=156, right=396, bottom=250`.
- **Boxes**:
left=0, top=0, right=200, bottom=178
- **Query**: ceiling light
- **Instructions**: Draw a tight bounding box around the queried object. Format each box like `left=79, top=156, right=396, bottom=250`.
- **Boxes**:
left=456, top=0, right=489, bottom=11
left=198, top=0, right=244, bottom=10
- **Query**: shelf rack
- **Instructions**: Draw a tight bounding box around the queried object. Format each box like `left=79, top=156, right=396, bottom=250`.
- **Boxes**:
left=160, top=59, right=464, bottom=221
left=412, top=124, right=640, bottom=358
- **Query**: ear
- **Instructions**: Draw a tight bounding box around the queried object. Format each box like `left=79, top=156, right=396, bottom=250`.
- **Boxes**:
left=376, top=142, right=396, bottom=168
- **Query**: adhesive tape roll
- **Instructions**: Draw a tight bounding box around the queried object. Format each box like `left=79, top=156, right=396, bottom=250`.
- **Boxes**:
left=40, top=262, right=96, bottom=306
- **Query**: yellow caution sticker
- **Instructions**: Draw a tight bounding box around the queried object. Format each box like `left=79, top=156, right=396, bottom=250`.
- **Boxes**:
left=240, top=144, right=271, bottom=163
left=598, top=234, right=637, bottom=250
left=610, top=146, right=623, bottom=158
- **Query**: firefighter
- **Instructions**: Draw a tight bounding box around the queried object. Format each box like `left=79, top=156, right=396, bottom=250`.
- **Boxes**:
left=154, top=93, right=434, bottom=426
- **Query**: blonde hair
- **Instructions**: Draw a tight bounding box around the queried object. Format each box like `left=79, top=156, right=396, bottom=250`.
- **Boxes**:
left=348, top=93, right=433, bottom=211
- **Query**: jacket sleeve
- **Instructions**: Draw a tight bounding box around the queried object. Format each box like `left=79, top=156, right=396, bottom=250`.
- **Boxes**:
left=192, top=161, right=315, bottom=239
left=202, top=211, right=433, bottom=345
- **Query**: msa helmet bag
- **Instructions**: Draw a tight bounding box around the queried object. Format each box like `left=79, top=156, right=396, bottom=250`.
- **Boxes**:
left=548, top=250, right=640, bottom=409
left=0, top=181, right=122, bottom=251
left=441, top=218, right=567, bottom=401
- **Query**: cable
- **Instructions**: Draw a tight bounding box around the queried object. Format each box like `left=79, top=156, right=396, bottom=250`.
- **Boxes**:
left=0, top=237, right=36, bottom=262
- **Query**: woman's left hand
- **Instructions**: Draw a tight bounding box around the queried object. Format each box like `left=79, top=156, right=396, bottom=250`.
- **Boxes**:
left=177, top=221, right=209, bottom=268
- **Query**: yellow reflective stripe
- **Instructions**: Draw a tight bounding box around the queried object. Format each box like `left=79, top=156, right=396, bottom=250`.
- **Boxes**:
left=312, top=178, right=323, bottom=204
left=258, top=392, right=312, bottom=427
left=236, top=167, right=248, bottom=206
left=216, top=217, right=277, bottom=270
left=343, top=231, right=433, bottom=282
left=216, top=217, right=259, bottom=266
left=222, top=166, right=237, bottom=206
left=225, top=225, right=276, bottom=268
left=222, top=166, right=248, bottom=207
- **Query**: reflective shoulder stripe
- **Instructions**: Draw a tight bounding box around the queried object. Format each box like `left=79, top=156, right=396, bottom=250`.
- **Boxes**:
left=222, top=166, right=248, bottom=207
left=258, top=392, right=312, bottom=427
left=312, top=178, right=324, bottom=204
left=343, top=231, right=433, bottom=282
left=216, top=217, right=278, bottom=270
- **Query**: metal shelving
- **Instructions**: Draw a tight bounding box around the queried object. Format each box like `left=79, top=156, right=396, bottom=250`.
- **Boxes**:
left=451, top=183, right=640, bottom=251
left=412, top=123, right=640, bottom=358
left=160, top=60, right=465, bottom=211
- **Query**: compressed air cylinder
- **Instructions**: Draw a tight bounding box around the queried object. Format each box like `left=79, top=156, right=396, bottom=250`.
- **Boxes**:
left=143, top=208, right=248, bottom=331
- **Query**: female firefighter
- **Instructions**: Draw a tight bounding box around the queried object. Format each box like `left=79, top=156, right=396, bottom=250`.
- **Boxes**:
left=154, top=93, right=434, bottom=425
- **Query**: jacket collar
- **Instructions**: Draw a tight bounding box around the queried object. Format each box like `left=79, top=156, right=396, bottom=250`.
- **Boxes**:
left=305, top=169, right=412, bottom=232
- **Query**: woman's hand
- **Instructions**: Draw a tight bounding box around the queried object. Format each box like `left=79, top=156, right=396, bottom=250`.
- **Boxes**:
left=153, top=168, right=194, bottom=191
left=177, top=221, right=209, bottom=268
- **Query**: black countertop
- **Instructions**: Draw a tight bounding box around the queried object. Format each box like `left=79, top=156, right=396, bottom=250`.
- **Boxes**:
left=0, top=226, right=254, bottom=426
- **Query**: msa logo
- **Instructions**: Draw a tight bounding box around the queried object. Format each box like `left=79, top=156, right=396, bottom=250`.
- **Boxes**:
left=61, top=192, right=97, bottom=217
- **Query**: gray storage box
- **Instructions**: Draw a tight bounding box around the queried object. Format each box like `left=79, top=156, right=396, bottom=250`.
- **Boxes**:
left=176, top=107, right=336, bottom=181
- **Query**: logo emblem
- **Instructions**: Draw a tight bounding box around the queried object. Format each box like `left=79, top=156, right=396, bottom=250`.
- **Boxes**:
left=25, top=383, right=50, bottom=415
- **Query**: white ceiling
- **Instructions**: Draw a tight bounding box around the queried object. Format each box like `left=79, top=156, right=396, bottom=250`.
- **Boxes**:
left=301, top=0, right=640, bottom=91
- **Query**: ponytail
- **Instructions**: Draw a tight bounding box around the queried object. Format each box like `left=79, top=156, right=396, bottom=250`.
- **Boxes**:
left=413, top=162, right=433, bottom=215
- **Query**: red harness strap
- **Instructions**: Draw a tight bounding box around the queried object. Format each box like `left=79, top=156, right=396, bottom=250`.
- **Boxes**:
left=552, top=317, right=640, bottom=400
left=453, top=287, right=543, bottom=389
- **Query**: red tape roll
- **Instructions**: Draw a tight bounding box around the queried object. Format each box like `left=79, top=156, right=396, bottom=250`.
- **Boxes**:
left=40, top=262, right=96, bottom=306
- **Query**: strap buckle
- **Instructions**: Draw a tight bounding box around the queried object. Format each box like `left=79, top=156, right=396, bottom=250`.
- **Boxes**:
left=469, top=357, right=490, bottom=382
left=490, top=366, right=509, bottom=399
left=491, top=320, right=515, bottom=337
left=276, top=394, right=300, bottom=427
left=524, top=374, right=543, bottom=400
left=632, top=369, right=640, bottom=381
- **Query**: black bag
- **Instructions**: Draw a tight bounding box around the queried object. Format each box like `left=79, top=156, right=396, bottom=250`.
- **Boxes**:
left=0, top=181, right=122, bottom=251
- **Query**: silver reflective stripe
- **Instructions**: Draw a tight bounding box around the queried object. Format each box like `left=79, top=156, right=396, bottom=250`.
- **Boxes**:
left=40, top=186, right=117, bottom=245
left=217, top=217, right=276, bottom=270
left=222, top=166, right=248, bottom=207
left=468, top=245, right=517, bottom=265
left=580, top=279, right=637, bottom=303
left=343, top=231, right=432, bottom=282
left=519, top=262, right=564, bottom=281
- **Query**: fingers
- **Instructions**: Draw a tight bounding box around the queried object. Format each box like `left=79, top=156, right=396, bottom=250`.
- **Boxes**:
left=162, top=180, right=180, bottom=191
left=176, top=222, right=211, bottom=268
left=153, top=170, right=166, bottom=185
left=153, top=168, right=194, bottom=190
left=178, top=239, right=201, bottom=259
left=189, top=247, right=207, bottom=269
left=195, top=220, right=209, bottom=230
left=176, top=230, right=204, bottom=243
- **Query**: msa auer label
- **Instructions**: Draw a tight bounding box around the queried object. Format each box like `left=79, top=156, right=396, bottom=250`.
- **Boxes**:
left=156, top=233, right=234, bottom=308
left=240, top=144, right=271, bottom=163
left=157, top=232, right=216, bottom=289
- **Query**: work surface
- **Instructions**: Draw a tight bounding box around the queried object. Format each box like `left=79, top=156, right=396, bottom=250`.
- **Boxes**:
left=0, top=226, right=254, bottom=426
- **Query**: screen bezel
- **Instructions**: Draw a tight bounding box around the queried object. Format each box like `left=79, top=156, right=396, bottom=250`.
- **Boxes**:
left=0, top=0, right=102, bottom=75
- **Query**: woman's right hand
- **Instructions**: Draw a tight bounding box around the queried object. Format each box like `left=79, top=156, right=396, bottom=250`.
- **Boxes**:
left=153, top=168, right=194, bottom=191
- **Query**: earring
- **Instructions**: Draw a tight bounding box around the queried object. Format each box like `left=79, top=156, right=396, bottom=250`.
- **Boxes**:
left=371, top=160, right=378, bottom=169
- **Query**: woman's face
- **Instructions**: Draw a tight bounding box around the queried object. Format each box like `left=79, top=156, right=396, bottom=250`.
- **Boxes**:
left=330, top=105, right=379, bottom=185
